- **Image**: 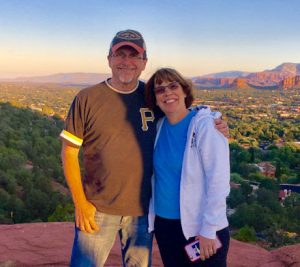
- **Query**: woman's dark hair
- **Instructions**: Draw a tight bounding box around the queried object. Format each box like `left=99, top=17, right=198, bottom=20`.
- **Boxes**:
left=145, top=68, right=194, bottom=116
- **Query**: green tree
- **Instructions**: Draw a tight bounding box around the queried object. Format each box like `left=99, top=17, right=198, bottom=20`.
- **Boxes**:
left=248, top=172, right=266, bottom=182
left=233, top=225, right=257, bottom=242
left=229, top=203, right=273, bottom=232
left=256, top=188, right=282, bottom=213
left=0, top=170, right=16, bottom=194
left=48, top=203, right=74, bottom=222
left=0, top=147, right=26, bottom=171
left=230, top=173, right=243, bottom=183
left=24, top=189, right=50, bottom=221
left=239, top=163, right=260, bottom=179
left=262, top=224, right=297, bottom=248
left=259, top=179, right=279, bottom=192
left=240, top=181, right=253, bottom=202
left=227, top=188, right=246, bottom=208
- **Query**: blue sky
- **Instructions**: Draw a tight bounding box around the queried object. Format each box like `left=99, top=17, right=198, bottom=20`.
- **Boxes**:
left=1, top=0, right=300, bottom=79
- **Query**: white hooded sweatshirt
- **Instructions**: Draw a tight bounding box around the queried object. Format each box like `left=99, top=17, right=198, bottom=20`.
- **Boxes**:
left=148, top=106, right=230, bottom=240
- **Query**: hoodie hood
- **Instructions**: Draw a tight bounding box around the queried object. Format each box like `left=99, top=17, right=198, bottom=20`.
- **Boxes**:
left=192, top=105, right=222, bottom=121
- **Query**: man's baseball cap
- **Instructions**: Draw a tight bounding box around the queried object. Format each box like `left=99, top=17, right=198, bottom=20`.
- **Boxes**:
left=110, top=29, right=147, bottom=57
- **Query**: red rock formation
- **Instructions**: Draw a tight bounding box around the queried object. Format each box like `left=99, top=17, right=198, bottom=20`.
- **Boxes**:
left=220, top=78, right=235, bottom=87
left=193, top=77, right=235, bottom=88
left=280, top=75, right=300, bottom=89
left=246, top=71, right=290, bottom=85
left=0, top=223, right=300, bottom=267
left=193, top=63, right=300, bottom=89
left=230, top=77, right=252, bottom=89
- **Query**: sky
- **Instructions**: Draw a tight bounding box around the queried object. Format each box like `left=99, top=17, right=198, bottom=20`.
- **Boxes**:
left=1, top=0, right=300, bottom=79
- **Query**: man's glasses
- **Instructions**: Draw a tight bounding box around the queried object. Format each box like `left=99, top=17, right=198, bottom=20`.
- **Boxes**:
left=111, top=52, right=143, bottom=62
left=154, top=81, right=180, bottom=95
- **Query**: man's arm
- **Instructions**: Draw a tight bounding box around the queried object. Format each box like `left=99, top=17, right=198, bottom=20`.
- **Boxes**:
left=214, top=118, right=229, bottom=138
left=61, top=141, right=99, bottom=233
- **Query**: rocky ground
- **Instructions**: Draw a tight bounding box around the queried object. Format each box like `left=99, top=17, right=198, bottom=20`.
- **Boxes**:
left=0, top=222, right=300, bottom=267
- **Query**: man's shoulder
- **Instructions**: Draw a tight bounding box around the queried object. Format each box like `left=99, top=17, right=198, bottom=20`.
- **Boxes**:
left=138, top=80, right=146, bottom=90
left=139, top=80, right=146, bottom=86
left=76, top=81, right=108, bottom=98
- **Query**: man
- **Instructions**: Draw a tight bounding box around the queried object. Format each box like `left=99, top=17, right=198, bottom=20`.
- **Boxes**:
left=60, top=29, right=228, bottom=267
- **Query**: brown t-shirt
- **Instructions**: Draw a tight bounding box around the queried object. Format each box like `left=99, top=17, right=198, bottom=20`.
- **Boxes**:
left=60, top=80, right=156, bottom=216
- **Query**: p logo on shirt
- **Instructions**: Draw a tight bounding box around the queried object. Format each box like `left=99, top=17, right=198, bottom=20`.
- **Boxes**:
left=140, top=108, right=155, bottom=131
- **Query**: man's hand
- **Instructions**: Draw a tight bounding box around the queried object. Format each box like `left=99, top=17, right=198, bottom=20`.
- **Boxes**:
left=214, top=118, right=229, bottom=138
left=75, top=200, right=100, bottom=234
left=196, top=235, right=217, bottom=261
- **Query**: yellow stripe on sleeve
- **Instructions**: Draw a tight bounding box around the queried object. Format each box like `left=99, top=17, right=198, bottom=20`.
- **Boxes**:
left=60, top=130, right=83, bottom=146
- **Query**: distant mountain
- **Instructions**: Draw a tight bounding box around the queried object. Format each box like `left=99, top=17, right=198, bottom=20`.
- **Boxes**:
left=197, top=71, right=250, bottom=79
left=272, top=62, right=300, bottom=74
left=2, top=63, right=300, bottom=89
left=193, top=63, right=300, bottom=89
left=246, top=63, right=300, bottom=87
left=1, top=72, right=110, bottom=85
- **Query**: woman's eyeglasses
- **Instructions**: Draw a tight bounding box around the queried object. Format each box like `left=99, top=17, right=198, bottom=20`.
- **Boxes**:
left=154, top=81, right=180, bottom=95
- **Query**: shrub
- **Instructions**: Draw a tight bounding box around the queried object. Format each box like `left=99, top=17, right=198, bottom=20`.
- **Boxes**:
left=233, top=225, right=257, bottom=242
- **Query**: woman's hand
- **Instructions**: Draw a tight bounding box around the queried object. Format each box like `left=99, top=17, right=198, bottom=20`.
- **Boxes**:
left=196, top=235, right=217, bottom=261
left=214, top=118, right=230, bottom=138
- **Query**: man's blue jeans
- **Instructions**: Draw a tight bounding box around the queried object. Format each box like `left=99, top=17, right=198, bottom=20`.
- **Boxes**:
left=70, top=211, right=153, bottom=267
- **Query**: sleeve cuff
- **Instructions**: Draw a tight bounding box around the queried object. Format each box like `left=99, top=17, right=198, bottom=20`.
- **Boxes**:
left=60, top=130, right=83, bottom=146
left=199, top=224, right=217, bottom=239
left=211, top=111, right=222, bottom=119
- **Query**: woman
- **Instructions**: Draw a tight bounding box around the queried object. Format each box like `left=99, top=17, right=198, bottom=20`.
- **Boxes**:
left=145, top=68, right=230, bottom=267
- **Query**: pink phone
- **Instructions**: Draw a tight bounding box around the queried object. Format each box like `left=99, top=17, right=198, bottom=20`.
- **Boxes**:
left=184, top=237, right=222, bottom=262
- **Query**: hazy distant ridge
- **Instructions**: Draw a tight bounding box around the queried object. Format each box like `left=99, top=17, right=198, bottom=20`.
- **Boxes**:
left=2, top=63, right=300, bottom=89
left=198, top=71, right=250, bottom=79
left=3, top=72, right=110, bottom=85
left=272, top=62, right=300, bottom=74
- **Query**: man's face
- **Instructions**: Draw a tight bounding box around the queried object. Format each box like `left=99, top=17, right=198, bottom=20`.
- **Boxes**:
left=108, top=47, right=147, bottom=88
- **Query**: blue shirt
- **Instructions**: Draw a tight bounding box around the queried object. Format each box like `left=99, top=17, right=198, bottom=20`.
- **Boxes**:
left=154, top=110, right=196, bottom=219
